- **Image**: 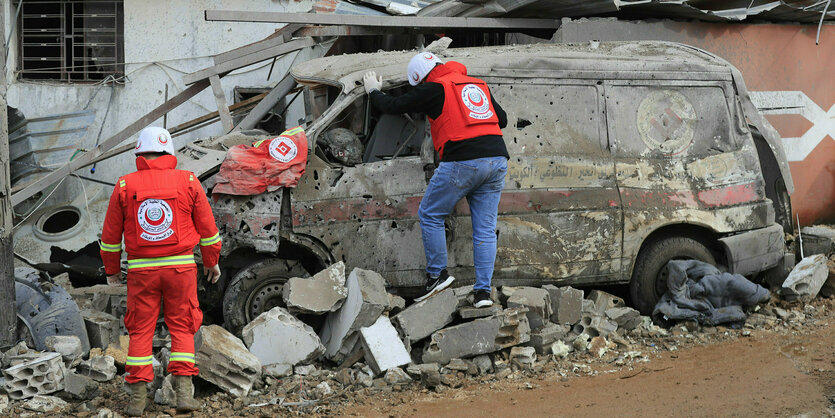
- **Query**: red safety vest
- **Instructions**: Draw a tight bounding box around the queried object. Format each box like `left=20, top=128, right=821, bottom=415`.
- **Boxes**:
left=99, top=154, right=221, bottom=273
left=426, top=64, right=503, bottom=158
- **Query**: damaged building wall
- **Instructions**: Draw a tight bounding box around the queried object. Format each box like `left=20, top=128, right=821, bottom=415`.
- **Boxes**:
left=554, top=18, right=835, bottom=225
left=2, top=0, right=323, bottom=267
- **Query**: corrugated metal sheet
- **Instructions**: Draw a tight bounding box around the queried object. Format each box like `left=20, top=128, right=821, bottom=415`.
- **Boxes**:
left=8, top=109, right=96, bottom=187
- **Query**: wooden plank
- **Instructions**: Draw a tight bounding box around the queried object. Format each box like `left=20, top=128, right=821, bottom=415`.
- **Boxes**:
left=294, top=25, right=405, bottom=37
left=11, top=79, right=211, bottom=206
left=233, top=75, right=296, bottom=132
left=213, top=23, right=304, bottom=65
left=183, top=37, right=315, bottom=85
left=210, top=75, right=234, bottom=133
left=0, top=3, right=16, bottom=349
left=205, top=10, right=560, bottom=29
left=83, top=92, right=267, bottom=168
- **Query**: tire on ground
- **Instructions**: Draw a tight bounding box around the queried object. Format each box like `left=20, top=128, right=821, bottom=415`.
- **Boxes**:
left=222, top=258, right=308, bottom=336
left=629, top=236, right=716, bottom=315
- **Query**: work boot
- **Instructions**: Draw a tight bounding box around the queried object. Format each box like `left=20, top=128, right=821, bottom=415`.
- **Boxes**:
left=125, top=382, right=147, bottom=417
left=174, top=375, right=201, bottom=412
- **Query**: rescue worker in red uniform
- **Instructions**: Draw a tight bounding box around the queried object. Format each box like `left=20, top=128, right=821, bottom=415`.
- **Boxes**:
left=99, top=126, right=222, bottom=416
left=363, top=53, right=508, bottom=308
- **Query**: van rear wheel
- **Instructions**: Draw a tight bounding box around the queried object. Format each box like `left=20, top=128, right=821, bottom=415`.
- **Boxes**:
left=629, top=236, right=716, bottom=315
left=222, top=258, right=308, bottom=336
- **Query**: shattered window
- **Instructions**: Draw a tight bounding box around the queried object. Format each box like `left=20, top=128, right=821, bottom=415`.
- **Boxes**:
left=16, top=0, right=125, bottom=82
left=489, top=83, right=604, bottom=156
left=607, top=85, right=732, bottom=157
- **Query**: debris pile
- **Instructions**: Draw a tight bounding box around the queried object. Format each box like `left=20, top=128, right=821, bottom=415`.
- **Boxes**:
left=1, top=225, right=834, bottom=416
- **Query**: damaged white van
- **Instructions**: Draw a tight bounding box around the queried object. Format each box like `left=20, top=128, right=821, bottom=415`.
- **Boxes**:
left=207, top=41, right=793, bottom=331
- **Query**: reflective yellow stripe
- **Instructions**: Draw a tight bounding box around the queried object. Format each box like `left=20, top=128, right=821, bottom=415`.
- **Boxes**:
left=284, top=126, right=303, bottom=135
left=253, top=139, right=266, bottom=147
left=119, top=179, right=126, bottom=188
left=189, top=174, right=194, bottom=181
left=127, top=255, right=195, bottom=270
left=200, top=233, right=221, bottom=246
left=170, top=352, right=196, bottom=364
left=99, top=241, right=122, bottom=252
left=126, top=355, right=153, bottom=366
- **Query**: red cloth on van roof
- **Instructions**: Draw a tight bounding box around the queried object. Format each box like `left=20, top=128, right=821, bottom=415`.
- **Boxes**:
left=211, top=126, right=308, bottom=196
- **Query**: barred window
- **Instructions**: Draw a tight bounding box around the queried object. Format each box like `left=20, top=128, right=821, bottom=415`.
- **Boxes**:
left=16, top=0, right=124, bottom=82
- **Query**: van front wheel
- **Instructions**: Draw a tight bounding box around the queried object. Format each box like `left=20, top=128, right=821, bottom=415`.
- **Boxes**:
left=629, top=236, right=716, bottom=315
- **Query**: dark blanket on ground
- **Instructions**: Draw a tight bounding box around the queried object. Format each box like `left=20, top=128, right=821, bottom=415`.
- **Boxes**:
left=653, top=260, right=770, bottom=326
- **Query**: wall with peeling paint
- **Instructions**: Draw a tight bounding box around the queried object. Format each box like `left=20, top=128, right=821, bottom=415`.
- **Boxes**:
left=2, top=0, right=316, bottom=203
left=555, top=18, right=835, bottom=226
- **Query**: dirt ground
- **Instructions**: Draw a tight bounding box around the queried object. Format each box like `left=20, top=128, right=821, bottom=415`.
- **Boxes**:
left=341, top=307, right=835, bottom=417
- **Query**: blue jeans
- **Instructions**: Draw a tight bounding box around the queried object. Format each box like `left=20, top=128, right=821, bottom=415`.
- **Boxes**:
left=418, top=156, right=507, bottom=291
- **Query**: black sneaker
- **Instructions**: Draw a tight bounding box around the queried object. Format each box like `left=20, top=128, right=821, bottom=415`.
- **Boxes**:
left=473, top=290, right=493, bottom=308
left=414, top=269, right=455, bottom=302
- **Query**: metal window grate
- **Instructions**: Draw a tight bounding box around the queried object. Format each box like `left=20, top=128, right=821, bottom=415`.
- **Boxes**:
left=17, top=0, right=124, bottom=82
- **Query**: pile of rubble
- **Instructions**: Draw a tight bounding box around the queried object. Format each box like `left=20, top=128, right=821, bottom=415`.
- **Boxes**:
left=1, top=226, right=834, bottom=415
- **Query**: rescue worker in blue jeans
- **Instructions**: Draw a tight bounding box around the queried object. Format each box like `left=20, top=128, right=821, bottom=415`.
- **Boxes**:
left=363, top=52, right=508, bottom=308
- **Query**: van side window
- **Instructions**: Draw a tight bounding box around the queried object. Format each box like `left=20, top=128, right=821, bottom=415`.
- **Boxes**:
left=489, top=83, right=604, bottom=156
left=606, top=86, right=733, bottom=157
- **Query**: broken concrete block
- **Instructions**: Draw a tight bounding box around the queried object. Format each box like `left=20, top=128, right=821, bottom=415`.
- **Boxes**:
left=360, top=316, right=412, bottom=375
left=3, top=352, right=66, bottom=399
left=195, top=325, right=261, bottom=397
left=605, top=307, right=642, bottom=331
left=551, top=341, right=570, bottom=358
left=263, top=363, right=293, bottom=378
left=471, top=354, right=493, bottom=374
left=506, top=287, right=552, bottom=330
left=820, top=256, right=835, bottom=298
left=781, top=254, right=829, bottom=300
left=82, top=310, right=120, bottom=350
left=62, top=371, right=99, bottom=400
left=458, top=305, right=501, bottom=319
left=799, top=225, right=835, bottom=256
left=44, top=335, right=83, bottom=366
left=282, top=261, right=347, bottom=315
left=387, top=293, right=406, bottom=316
left=572, top=334, right=590, bottom=352
left=23, top=395, right=68, bottom=412
left=587, top=290, right=626, bottom=315
left=589, top=336, right=608, bottom=358
left=510, top=346, right=536, bottom=367
left=446, top=358, right=469, bottom=371
left=392, top=288, right=456, bottom=343
left=383, top=368, right=412, bottom=385
left=543, top=285, right=583, bottom=326
left=0, top=395, right=8, bottom=414
left=76, top=355, right=117, bottom=382
left=2, top=341, right=32, bottom=368
left=242, top=307, right=324, bottom=367
left=420, top=366, right=441, bottom=388
left=525, top=322, right=568, bottom=354
left=320, top=268, right=388, bottom=362
left=572, top=314, right=617, bottom=338
left=294, top=364, right=316, bottom=376
left=422, top=308, right=530, bottom=365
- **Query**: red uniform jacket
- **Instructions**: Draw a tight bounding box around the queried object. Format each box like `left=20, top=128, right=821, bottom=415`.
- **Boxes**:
left=425, top=64, right=503, bottom=158
left=99, top=155, right=221, bottom=275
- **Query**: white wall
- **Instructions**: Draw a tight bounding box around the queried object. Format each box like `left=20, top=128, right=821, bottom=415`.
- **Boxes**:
left=4, top=0, right=318, bottom=193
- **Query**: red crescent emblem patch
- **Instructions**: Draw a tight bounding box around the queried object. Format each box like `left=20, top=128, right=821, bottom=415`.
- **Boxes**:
left=158, top=134, right=169, bottom=145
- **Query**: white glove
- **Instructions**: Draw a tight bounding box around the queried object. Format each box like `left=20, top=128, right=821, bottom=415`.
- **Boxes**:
left=204, top=264, right=222, bottom=284
left=363, top=71, right=382, bottom=94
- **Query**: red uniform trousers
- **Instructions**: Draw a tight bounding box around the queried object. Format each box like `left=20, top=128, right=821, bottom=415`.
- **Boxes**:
left=124, top=265, right=202, bottom=383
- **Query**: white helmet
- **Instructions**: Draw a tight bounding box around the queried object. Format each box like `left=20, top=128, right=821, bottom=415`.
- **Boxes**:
left=134, top=126, right=175, bottom=155
left=407, top=52, right=444, bottom=86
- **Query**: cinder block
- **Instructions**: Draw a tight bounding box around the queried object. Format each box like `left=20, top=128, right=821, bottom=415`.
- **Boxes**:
left=3, top=352, right=66, bottom=399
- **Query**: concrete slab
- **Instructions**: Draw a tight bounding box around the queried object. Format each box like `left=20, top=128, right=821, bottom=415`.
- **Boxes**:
left=242, top=307, right=324, bottom=367
left=782, top=254, right=829, bottom=300
left=195, top=325, right=261, bottom=397
left=282, top=261, right=348, bottom=315
left=543, top=285, right=583, bottom=326
left=360, top=316, right=412, bottom=375
left=506, top=287, right=552, bottom=330
left=422, top=308, right=530, bottom=365
left=319, top=268, right=388, bottom=362
left=458, top=305, right=502, bottom=319
left=392, top=288, right=456, bottom=343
